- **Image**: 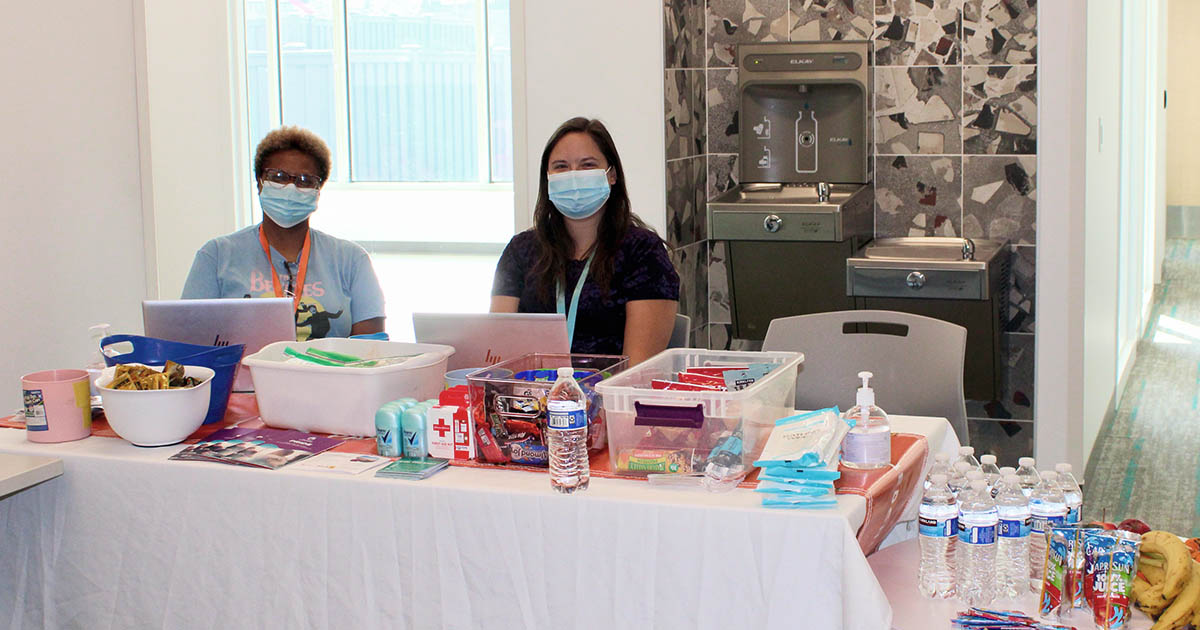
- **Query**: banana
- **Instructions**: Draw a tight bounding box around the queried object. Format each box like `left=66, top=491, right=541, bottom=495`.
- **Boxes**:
left=1151, top=562, right=1200, bottom=630
left=1193, top=574, right=1200, bottom=629
left=1142, top=531, right=1193, bottom=600
left=1142, top=562, right=1167, bottom=585
left=1135, top=576, right=1170, bottom=618
left=1142, top=552, right=1168, bottom=569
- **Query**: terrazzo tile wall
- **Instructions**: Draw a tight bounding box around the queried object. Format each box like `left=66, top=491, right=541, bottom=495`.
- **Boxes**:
left=663, top=0, right=1038, bottom=458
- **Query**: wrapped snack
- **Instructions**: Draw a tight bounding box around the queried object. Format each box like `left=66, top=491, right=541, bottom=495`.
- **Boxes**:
left=105, top=362, right=200, bottom=390
left=1039, top=527, right=1071, bottom=618
left=615, top=448, right=697, bottom=474
left=953, top=608, right=1078, bottom=630
left=506, top=436, right=548, bottom=465
left=1083, top=529, right=1118, bottom=609
left=1093, top=531, right=1141, bottom=629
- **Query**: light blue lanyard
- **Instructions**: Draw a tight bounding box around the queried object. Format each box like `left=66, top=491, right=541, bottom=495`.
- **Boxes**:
left=556, top=251, right=595, bottom=348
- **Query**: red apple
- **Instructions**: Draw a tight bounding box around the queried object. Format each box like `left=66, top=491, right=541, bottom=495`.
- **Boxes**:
left=1086, top=521, right=1117, bottom=530
left=1118, top=518, right=1151, bottom=535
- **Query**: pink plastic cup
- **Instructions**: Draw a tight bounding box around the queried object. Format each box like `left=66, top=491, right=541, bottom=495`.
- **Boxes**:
left=21, top=369, right=92, bottom=443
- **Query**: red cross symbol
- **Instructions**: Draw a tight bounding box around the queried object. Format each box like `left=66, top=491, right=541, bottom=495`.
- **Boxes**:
left=433, top=418, right=452, bottom=438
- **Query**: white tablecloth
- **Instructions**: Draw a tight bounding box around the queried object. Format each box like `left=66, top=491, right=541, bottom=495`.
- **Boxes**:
left=0, top=415, right=954, bottom=630
left=0, top=431, right=877, bottom=630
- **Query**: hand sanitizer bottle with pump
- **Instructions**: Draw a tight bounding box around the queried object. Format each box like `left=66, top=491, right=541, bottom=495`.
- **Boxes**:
left=841, top=371, right=892, bottom=470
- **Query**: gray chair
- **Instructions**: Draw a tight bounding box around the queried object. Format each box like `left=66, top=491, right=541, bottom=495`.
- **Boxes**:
left=668, top=313, right=691, bottom=348
left=762, top=310, right=969, bottom=445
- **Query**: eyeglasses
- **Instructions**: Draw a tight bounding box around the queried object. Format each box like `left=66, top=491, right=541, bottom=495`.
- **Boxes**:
left=262, top=167, right=323, bottom=189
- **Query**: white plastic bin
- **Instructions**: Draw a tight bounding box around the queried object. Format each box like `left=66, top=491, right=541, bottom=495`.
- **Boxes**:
left=243, top=338, right=455, bottom=436
left=594, top=349, right=803, bottom=476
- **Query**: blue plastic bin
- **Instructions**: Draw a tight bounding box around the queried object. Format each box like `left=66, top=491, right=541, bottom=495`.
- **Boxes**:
left=100, top=335, right=245, bottom=425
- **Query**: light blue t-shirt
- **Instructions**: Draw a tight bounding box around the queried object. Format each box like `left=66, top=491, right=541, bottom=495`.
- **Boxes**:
left=181, top=225, right=386, bottom=341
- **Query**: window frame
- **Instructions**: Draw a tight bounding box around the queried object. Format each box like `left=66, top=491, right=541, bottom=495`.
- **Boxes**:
left=237, top=0, right=514, bottom=189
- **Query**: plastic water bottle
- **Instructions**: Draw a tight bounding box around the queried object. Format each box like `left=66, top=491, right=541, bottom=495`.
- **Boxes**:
left=994, top=466, right=1016, bottom=498
left=955, top=446, right=981, bottom=471
left=547, top=366, right=590, bottom=494
left=1016, top=457, right=1041, bottom=498
left=840, top=372, right=891, bottom=470
left=1028, top=470, right=1067, bottom=592
left=948, top=461, right=972, bottom=498
left=995, top=473, right=1031, bottom=599
left=1055, top=463, right=1083, bottom=524
left=918, top=473, right=957, bottom=599
left=924, top=452, right=952, bottom=491
left=957, top=479, right=998, bottom=606
left=979, top=454, right=1001, bottom=492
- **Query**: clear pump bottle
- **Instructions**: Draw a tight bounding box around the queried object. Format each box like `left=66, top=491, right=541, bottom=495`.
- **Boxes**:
left=86, top=323, right=113, bottom=407
left=841, top=371, right=891, bottom=470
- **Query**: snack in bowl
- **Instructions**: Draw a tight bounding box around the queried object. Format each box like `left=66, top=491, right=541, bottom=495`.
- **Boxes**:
left=97, top=363, right=215, bottom=447
left=106, top=361, right=203, bottom=390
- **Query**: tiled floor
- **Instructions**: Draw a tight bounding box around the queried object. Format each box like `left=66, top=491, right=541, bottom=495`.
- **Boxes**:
left=1083, top=240, right=1200, bottom=535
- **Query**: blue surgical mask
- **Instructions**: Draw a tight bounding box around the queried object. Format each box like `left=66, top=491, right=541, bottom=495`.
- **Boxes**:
left=259, top=180, right=318, bottom=228
left=547, top=168, right=611, bottom=220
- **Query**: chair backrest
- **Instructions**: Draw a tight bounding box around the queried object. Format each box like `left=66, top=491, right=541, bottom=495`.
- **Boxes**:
left=762, top=310, right=968, bottom=445
left=668, top=313, right=691, bottom=348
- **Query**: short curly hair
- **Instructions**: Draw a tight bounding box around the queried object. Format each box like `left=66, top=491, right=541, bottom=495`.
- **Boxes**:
left=253, top=126, right=332, bottom=184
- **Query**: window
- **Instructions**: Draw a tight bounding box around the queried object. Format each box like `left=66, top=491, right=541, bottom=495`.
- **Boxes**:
left=240, top=0, right=514, bottom=339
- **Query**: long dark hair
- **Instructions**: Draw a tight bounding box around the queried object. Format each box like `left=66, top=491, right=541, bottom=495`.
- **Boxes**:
left=532, top=117, right=644, bottom=302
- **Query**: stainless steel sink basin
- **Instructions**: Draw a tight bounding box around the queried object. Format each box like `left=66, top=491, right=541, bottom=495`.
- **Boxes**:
left=846, top=237, right=1011, bottom=300
left=731, top=183, right=859, bottom=206
left=858, top=237, right=1006, bottom=268
left=708, top=183, right=874, bottom=242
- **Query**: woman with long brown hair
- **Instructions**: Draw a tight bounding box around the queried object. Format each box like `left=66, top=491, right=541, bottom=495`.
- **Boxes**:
left=490, top=117, right=679, bottom=365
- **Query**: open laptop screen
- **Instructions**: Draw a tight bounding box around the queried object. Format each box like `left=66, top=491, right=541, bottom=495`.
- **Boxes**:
left=411, top=312, right=569, bottom=371
left=142, top=298, right=295, bottom=391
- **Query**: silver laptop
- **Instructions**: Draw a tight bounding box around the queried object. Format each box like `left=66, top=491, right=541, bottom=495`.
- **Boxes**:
left=412, top=312, right=570, bottom=371
left=142, top=298, right=295, bottom=391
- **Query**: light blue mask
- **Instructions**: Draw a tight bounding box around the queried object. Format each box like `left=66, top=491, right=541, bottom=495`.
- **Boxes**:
left=547, top=168, right=611, bottom=220
left=259, top=181, right=318, bottom=228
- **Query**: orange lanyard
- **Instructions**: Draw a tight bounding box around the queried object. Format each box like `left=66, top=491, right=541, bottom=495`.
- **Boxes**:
left=258, top=224, right=311, bottom=313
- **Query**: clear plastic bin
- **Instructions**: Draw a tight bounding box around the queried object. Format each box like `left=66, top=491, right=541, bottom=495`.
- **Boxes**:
left=465, top=353, right=629, bottom=466
left=593, top=349, right=803, bottom=477
left=243, top=338, right=455, bottom=436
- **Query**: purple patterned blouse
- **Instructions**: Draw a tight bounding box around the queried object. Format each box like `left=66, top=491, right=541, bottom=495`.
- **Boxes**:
left=492, top=227, right=680, bottom=355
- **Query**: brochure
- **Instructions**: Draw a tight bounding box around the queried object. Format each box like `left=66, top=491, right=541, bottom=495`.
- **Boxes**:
left=169, top=428, right=257, bottom=462
left=375, top=457, right=450, bottom=480
left=291, top=451, right=390, bottom=475
left=171, top=427, right=344, bottom=469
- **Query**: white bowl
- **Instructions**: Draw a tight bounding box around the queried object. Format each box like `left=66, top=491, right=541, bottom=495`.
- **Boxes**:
left=97, top=364, right=215, bottom=447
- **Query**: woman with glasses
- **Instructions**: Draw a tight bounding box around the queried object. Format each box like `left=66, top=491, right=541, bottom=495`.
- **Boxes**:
left=491, top=117, right=679, bottom=366
left=182, top=126, right=385, bottom=340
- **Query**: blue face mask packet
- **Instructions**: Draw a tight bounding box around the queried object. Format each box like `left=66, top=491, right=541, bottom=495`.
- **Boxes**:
left=754, top=481, right=830, bottom=496
left=757, top=467, right=841, bottom=481
left=762, top=496, right=838, bottom=509
left=753, top=407, right=846, bottom=469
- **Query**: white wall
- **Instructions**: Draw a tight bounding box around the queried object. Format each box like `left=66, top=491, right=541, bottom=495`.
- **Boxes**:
left=137, top=1, right=241, bottom=301
left=1166, top=0, right=1200, bottom=207
left=511, top=0, right=667, bottom=235
left=0, top=2, right=149, bottom=410
left=1081, top=0, right=1123, bottom=469
left=1036, top=0, right=1089, bottom=470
